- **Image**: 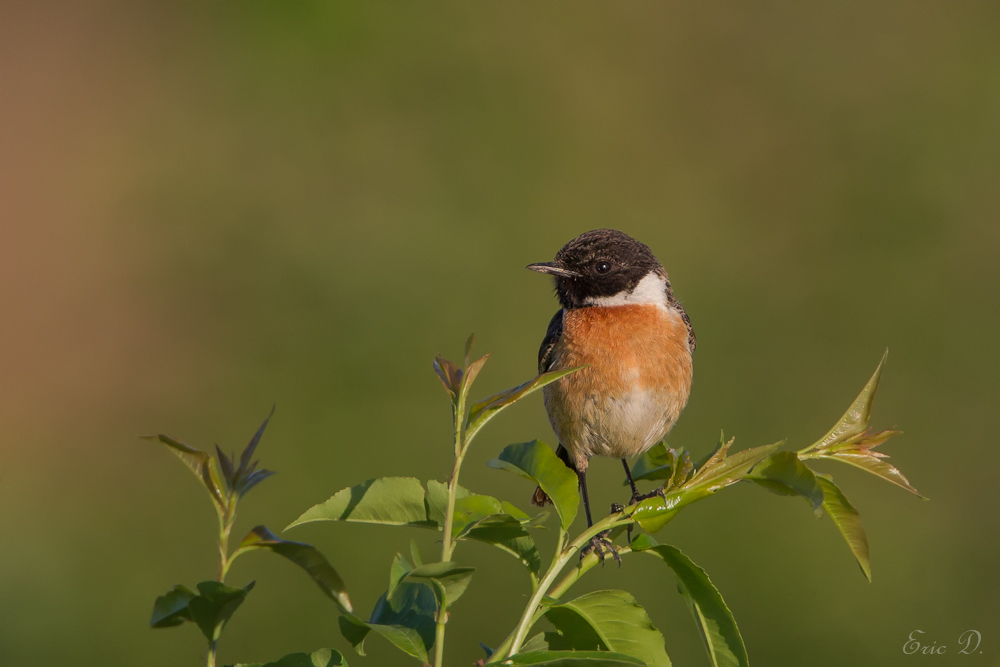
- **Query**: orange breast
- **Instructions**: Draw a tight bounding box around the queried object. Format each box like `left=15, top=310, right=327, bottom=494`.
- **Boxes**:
left=543, top=304, right=693, bottom=468
left=559, top=305, right=692, bottom=394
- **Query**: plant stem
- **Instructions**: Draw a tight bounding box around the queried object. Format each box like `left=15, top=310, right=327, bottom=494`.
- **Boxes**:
left=217, top=496, right=237, bottom=582
left=440, top=455, right=462, bottom=562
left=487, top=542, right=634, bottom=664
left=208, top=494, right=237, bottom=667
left=549, top=542, right=632, bottom=599
left=552, top=528, right=567, bottom=569
left=433, top=456, right=461, bottom=667
left=217, top=529, right=232, bottom=582
left=434, top=390, right=468, bottom=667
left=505, top=513, right=631, bottom=657
left=491, top=444, right=778, bottom=662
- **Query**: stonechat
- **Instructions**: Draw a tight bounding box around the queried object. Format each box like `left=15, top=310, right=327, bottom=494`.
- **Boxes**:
left=527, top=229, right=695, bottom=558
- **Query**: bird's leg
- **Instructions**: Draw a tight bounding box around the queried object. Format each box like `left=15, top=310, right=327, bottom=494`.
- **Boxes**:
left=621, top=458, right=666, bottom=505
left=622, top=457, right=641, bottom=502
left=579, top=468, right=594, bottom=527
left=578, top=469, right=621, bottom=567
left=621, top=458, right=666, bottom=545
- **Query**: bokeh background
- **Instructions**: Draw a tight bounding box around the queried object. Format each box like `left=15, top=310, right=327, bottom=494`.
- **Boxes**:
left=2, top=2, right=998, bottom=665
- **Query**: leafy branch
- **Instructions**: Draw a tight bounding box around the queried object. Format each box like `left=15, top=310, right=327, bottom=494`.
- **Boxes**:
left=145, top=410, right=350, bottom=667
left=289, top=335, right=577, bottom=666
left=147, top=342, right=919, bottom=667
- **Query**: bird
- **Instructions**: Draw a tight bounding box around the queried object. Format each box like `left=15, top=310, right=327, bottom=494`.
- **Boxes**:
left=526, top=229, right=695, bottom=560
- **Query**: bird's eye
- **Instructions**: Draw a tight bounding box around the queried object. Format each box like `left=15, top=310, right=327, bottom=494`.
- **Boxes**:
left=595, top=261, right=611, bottom=274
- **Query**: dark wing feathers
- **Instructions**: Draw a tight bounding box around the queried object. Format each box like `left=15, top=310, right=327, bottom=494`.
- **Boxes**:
left=667, top=296, right=697, bottom=353
left=537, top=309, right=565, bottom=373
left=532, top=310, right=567, bottom=507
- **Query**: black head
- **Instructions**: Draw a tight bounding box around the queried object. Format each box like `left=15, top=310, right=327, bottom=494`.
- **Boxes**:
left=527, top=229, right=665, bottom=309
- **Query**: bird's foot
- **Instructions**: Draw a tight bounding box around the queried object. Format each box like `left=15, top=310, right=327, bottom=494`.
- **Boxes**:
left=630, top=486, right=667, bottom=506
left=581, top=529, right=622, bottom=567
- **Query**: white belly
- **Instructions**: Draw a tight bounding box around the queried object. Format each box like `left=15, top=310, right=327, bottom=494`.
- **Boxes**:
left=546, top=386, right=680, bottom=464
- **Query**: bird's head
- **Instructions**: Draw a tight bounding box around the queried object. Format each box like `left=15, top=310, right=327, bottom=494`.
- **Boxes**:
left=527, top=229, right=668, bottom=310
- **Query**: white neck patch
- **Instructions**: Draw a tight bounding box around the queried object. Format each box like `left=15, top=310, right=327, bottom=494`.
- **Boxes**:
left=584, top=272, right=669, bottom=308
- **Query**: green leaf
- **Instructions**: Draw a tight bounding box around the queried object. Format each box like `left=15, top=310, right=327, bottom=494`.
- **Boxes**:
left=233, top=407, right=275, bottom=495
left=342, top=552, right=435, bottom=661
left=801, top=350, right=887, bottom=454
left=816, top=475, right=871, bottom=581
left=424, top=479, right=457, bottom=526
left=452, top=492, right=505, bottom=536
left=467, top=367, right=584, bottom=441
left=188, top=580, right=255, bottom=642
left=461, top=354, right=490, bottom=401
left=520, top=633, right=552, bottom=653
left=504, top=651, right=645, bottom=666
left=338, top=580, right=437, bottom=662
left=488, top=441, right=579, bottom=531
left=463, top=513, right=542, bottom=576
left=338, top=615, right=371, bottom=653
left=792, top=352, right=920, bottom=496
left=542, top=590, right=671, bottom=667
left=287, top=477, right=435, bottom=530
left=228, top=647, right=348, bottom=667
left=409, top=540, right=423, bottom=567
left=425, top=481, right=543, bottom=574
left=235, top=526, right=352, bottom=613
left=451, top=492, right=545, bottom=537
left=238, top=409, right=272, bottom=473
left=426, top=482, right=497, bottom=533
left=749, top=451, right=824, bottom=510
left=629, top=492, right=687, bottom=534
left=464, top=332, right=476, bottom=367
left=143, top=434, right=226, bottom=512
left=628, top=442, right=676, bottom=483
left=632, top=536, right=748, bottom=667
left=686, top=437, right=780, bottom=493
left=502, top=500, right=541, bottom=523
left=433, top=336, right=490, bottom=405
left=216, top=445, right=236, bottom=488
left=149, top=584, right=195, bottom=628
left=433, top=355, right=463, bottom=402
left=630, top=440, right=779, bottom=533
left=240, top=468, right=277, bottom=496
left=628, top=443, right=694, bottom=494
left=402, top=561, right=475, bottom=608
left=387, top=553, right=414, bottom=599
left=362, top=623, right=429, bottom=662
left=815, top=448, right=922, bottom=497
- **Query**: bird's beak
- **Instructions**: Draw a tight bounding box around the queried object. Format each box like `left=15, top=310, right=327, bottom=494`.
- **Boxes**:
left=526, top=262, right=580, bottom=278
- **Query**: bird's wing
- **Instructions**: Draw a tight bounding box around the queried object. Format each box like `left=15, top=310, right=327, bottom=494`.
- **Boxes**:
left=537, top=309, right=565, bottom=373
left=668, top=296, right=697, bottom=353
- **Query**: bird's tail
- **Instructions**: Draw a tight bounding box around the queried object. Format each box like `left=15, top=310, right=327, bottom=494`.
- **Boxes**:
left=531, top=485, right=552, bottom=506
left=530, top=444, right=572, bottom=507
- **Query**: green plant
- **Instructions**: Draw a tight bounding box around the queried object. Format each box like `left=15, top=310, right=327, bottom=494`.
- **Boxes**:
left=148, top=339, right=920, bottom=667
left=145, top=409, right=351, bottom=667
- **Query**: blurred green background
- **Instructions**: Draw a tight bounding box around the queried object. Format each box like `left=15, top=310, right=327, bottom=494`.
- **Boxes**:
left=1, top=2, right=998, bottom=665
